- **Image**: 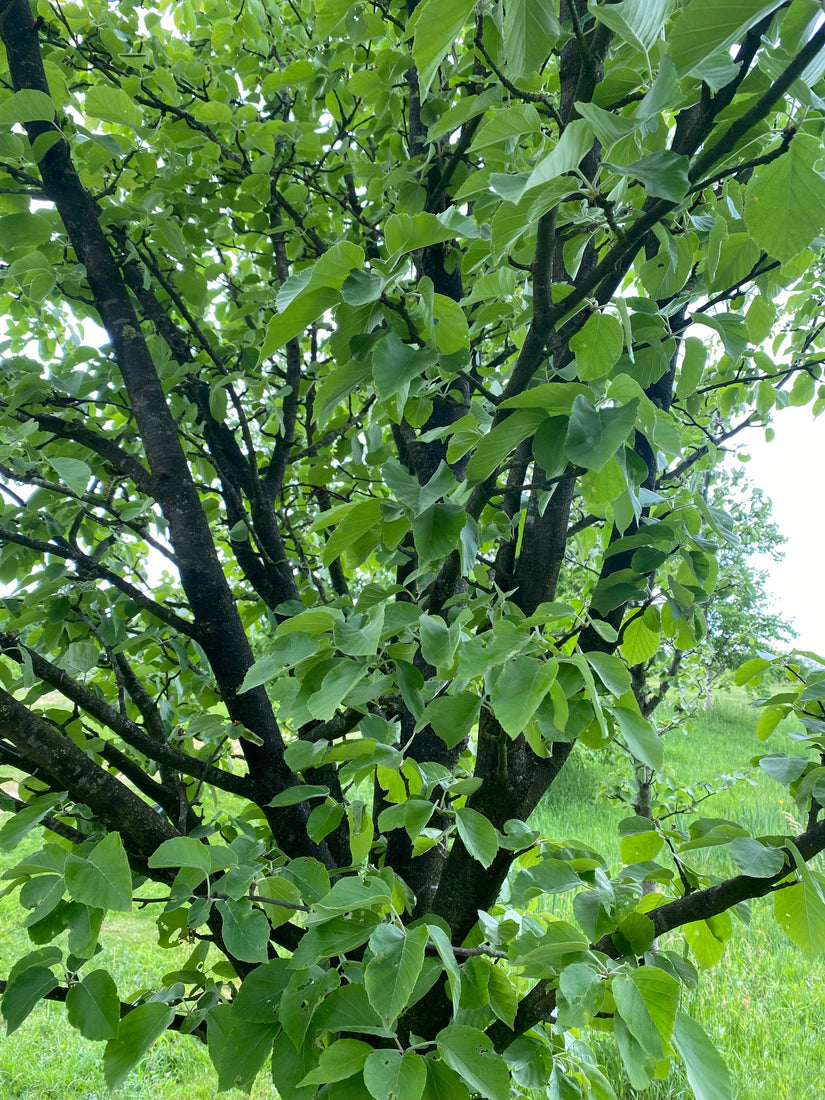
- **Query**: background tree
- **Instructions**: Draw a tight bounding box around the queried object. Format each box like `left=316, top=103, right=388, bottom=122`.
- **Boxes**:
left=0, top=1, right=825, bottom=1096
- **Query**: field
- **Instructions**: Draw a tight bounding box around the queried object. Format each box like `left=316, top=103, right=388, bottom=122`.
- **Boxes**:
left=0, top=689, right=822, bottom=1098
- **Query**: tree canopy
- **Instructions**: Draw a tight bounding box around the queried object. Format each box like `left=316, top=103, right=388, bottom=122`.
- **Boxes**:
left=0, top=0, right=825, bottom=1095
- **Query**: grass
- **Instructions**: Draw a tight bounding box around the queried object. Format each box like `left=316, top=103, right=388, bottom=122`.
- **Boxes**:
left=0, top=689, right=822, bottom=1097
left=531, top=687, right=825, bottom=1099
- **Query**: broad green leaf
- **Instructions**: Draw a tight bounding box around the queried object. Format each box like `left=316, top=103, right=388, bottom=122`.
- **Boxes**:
left=0, top=89, right=54, bottom=125
left=2, top=966, right=58, bottom=1034
left=65, top=969, right=120, bottom=1041
left=410, top=0, right=477, bottom=98
left=433, top=293, right=469, bottom=354
left=47, top=456, right=91, bottom=496
left=620, top=614, right=660, bottom=664
left=84, top=84, right=141, bottom=127
left=490, top=655, right=558, bottom=737
left=522, top=119, right=594, bottom=197
left=613, top=707, right=663, bottom=770
left=238, top=633, right=318, bottom=692
left=745, top=135, right=825, bottom=263
left=104, top=1003, right=175, bottom=1089
left=613, top=150, right=690, bottom=202
left=775, top=880, right=825, bottom=956
left=373, top=332, right=438, bottom=401
left=419, top=692, right=481, bottom=749
left=300, top=1039, right=372, bottom=1086
left=363, top=1051, right=426, bottom=1100
left=0, top=212, right=53, bottom=251
left=149, top=835, right=237, bottom=873
left=437, top=1025, right=511, bottom=1100
left=465, top=408, right=547, bottom=483
left=216, top=898, right=270, bottom=963
left=411, top=502, right=466, bottom=563
left=64, top=833, right=132, bottom=912
left=503, top=0, right=560, bottom=80
left=589, top=0, right=674, bottom=61
left=671, top=1011, right=734, bottom=1100
left=729, top=837, right=785, bottom=878
left=364, top=923, right=429, bottom=1023
left=455, top=806, right=499, bottom=868
left=377, top=798, right=435, bottom=836
left=570, top=312, right=624, bottom=380
left=268, top=784, right=329, bottom=807
left=322, top=499, right=383, bottom=567
left=566, top=396, right=639, bottom=472
left=586, top=652, right=631, bottom=696
left=277, top=242, right=365, bottom=311
left=613, top=974, right=664, bottom=1058
left=424, top=1056, right=472, bottom=1100
left=419, top=614, right=458, bottom=668
left=307, top=659, right=368, bottom=720
left=668, top=0, right=784, bottom=77
left=0, top=793, right=63, bottom=851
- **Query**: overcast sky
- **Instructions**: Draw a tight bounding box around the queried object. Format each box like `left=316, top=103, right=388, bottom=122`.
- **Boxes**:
left=735, top=404, right=825, bottom=654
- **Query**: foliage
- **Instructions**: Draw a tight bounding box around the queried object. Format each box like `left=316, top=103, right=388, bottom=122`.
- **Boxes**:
left=0, top=1, right=825, bottom=1097
left=703, top=467, right=795, bottom=674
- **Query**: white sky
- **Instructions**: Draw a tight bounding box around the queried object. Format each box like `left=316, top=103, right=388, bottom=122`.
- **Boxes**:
left=735, top=404, right=825, bottom=654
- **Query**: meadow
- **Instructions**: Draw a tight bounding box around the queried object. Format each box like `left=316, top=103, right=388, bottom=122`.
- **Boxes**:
left=0, top=689, right=821, bottom=1098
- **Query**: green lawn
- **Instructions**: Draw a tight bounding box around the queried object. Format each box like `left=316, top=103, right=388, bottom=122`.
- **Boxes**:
left=0, top=690, right=822, bottom=1098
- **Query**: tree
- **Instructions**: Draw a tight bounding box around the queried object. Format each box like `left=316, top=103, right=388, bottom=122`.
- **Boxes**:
left=0, top=0, right=824, bottom=1094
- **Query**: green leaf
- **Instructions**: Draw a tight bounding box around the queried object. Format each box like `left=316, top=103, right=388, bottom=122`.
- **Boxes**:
left=455, top=807, right=498, bottom=869
left=65, top=969, right=120, bottom=1041
left=570, top=312, right=624, bottom=380
left=364, top=924, right=429, bottom=1024
left=424, top=1056, right=472, bottom=1100
left=0, top=89, right=55, bottom=125
left=620, top=614, right=660, bottom=664
left=668, top=0, right=784, bottom=77
left=745, top=135, right=825, bottom=263
left=775, top=880, right=825, bottom=956
left=2, top=966, right=58, bottom=1034
left=613, top=707, right=663, bottom=770
left=0, top=212, right=53, bottom=251
left=238, top=633, right=318, bottom=692
left=522, top=119, right=594, bottom=198
left=47, top=456, right=91, bottom=496
left=613, top=974, right=665, bottom=1058
left=589, top=0, right=674, bottom=60
left=432, top=293, right=469, bottom=355
left=0, top=793, right=63, bottom=851
left=300, top=1039, right=372, bottom=1086
left=322, top=499, right=383, bottom=567
left=268, top=784, right=329, bottom=807
left=373, top=332, right=438, bottom=401
left=64, top=833, right=132, bottom=912
left=586, top=652, right=631, bottom=696
left=85, top=84, right=141, bottom=127
left=419, top=692, right=481, bottom=749
left=104, top=1003, right=175, bottom=1089
left=364, top=1049, right=427, bottom=1100
left=671, top=1011, right=734, bottom=1100
left=437, top=1025, right=511, bottom=1100
left=490, top=655, right=558, bottom=737
left=411, top=503, right=466, bottom=563
left=149, top=835, right=236, bottom=873
left=729, top=837, right=785, bottom=878
left=503, top=0, right=560, bottom=80
left=465, top=408, right=547, bottom=484
left=216, top=898, right=270, bottom=963
left=409, top=0, right=477, bottom=98
left=613, top=149, right=690, bottom=202
left=566, top=396, right=639, bottom=472
left=308, top=659, right=368, bottom=720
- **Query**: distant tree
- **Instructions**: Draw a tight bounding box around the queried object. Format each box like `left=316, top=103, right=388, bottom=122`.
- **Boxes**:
left=1, top=2, right=825, bottom=1097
